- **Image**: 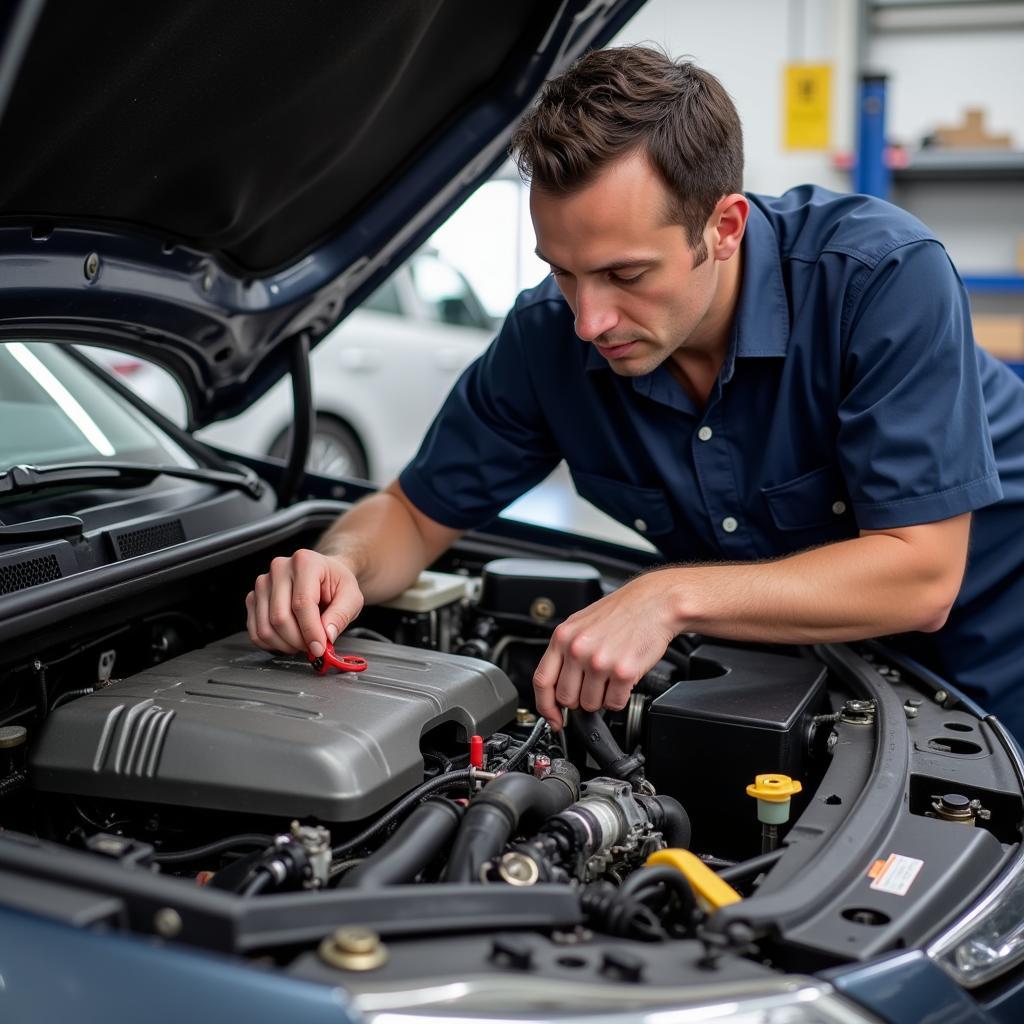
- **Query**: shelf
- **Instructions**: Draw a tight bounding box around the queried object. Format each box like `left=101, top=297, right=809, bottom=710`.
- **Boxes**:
left=892, top=150, right=1024, bottom=183
left=962, top=275, right=1024, bottom=293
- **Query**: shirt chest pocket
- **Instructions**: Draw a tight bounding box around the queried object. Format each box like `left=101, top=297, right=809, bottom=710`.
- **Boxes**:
left=569, top=469, right=675, bottom=537
left=761, top=464, right=854, bottom=533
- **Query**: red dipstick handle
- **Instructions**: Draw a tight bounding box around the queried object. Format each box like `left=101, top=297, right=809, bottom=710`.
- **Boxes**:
left=469, top=734, right=485, bottom=770
left=309, top=642, right=368, bottom=675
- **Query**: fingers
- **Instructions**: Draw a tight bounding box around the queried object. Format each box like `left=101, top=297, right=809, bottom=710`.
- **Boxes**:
left=246, top=549, right=362, bottom=656
left=248, top=572, right=294, bottom=652
left=579, top=669, right=610, bottom=713
left=289, top=550, right=330, bottom=655
left=533, top=644, right=564, bottom=730
left=267, top=557, right=306, bottom=652
left=535, top=601, right=663, bottom=723
left=320, top=575, right=364, bottom=643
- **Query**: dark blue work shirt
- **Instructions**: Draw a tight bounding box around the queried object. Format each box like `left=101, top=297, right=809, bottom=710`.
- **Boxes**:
left=401, top=185, right=1024, bottom=733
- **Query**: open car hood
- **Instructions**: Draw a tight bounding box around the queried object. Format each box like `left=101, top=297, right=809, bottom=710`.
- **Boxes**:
left=0, top=0, right=643, bottom=428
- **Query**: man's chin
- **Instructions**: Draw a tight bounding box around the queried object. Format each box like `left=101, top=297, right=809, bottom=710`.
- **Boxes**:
left=604, top=349, right=663, bottom=378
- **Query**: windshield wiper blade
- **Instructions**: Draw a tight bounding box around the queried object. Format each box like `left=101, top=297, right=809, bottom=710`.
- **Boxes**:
left=0, top=514, right=84, bottom=541
left=0, top=462, right=265, bottom=500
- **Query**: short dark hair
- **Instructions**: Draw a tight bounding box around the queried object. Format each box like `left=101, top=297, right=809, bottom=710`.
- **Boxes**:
left=510, top=46, right=744, bottom=266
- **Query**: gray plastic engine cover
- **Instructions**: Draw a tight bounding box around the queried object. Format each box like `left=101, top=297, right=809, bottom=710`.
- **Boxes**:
left=30, top=633, right=517, bottom=820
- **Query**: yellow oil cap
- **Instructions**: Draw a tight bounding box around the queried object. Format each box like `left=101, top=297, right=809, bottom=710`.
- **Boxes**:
left=645, top=848, right=742, bottom=910
left=746, top=773, right=802, bottom=802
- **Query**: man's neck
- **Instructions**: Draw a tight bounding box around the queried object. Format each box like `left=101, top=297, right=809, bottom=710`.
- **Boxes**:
left=668, top=247, right=743, bottom=410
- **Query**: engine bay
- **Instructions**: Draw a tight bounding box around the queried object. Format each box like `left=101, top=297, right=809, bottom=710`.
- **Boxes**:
left=1, top=507, right=1022, bottom=1001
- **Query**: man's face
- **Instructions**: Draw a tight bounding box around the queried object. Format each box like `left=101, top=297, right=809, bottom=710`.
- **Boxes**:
left=530, top=149, right=737, bottom=376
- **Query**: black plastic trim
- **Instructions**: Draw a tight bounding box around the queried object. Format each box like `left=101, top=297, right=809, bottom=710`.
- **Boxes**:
left=708, top=644, right=910, bottom=937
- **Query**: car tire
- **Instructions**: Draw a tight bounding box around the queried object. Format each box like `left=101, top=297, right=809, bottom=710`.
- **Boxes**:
left=269, top=416, right=369, bottom=479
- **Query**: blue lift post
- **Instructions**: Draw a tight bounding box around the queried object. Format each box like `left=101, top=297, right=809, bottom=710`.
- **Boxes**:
left=853, top=72, right=1024, bottom=381
left=855, top=73, right=889, bottom=199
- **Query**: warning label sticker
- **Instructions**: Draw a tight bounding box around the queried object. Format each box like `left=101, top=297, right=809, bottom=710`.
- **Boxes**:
left=869, top=853, right=924, bottom=896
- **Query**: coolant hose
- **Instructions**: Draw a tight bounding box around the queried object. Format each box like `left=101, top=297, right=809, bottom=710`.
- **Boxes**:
left=569, top=710, right=645, bottom=785
left=444, top=760, right=580, bottom=882
left=638, top=793, right=692, bottom=849
left=341, top=800, right=463, bottom=888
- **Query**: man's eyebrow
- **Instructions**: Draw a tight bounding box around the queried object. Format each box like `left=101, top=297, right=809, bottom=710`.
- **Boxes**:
left=534, top=249, right=658, bottom=274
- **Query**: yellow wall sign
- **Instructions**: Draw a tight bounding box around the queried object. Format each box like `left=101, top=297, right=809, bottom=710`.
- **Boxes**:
left=784, top=63, right=832, bottom=150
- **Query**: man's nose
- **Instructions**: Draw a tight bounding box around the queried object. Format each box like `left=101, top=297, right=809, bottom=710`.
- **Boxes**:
left=573, top=285, right=618, bottom=342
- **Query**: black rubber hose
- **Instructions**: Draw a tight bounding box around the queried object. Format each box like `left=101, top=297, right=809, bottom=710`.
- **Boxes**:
left=332, top=769, right=472, bottom=858
left=444, top=761, right=580, bottom=883
left=277, top=330, right=313, bottom=507
left=637, top=794, right=692, bottom=849
left=153, top=833, right=274, bottom=866
left=341, top=800, right=463, bottom=888
left=716, top=847, right=785, bottom=885
left=500, top=717, right=547, bottom=773
left=241, top=868, right=273, bottom=897
left=620, top=865, right=697, bottom=911
left=0, top=771, right=27, bottom=799
left=617, top=866, right=700, bottom=937
left=34, top=661, right=48, bottom=720
left=50, top=687, right=95, bottom=712
left=569, top=710, right=645, bottom=784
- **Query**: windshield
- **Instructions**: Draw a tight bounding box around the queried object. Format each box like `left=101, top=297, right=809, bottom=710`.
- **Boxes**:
left=0, top=342, right=195, bottom=469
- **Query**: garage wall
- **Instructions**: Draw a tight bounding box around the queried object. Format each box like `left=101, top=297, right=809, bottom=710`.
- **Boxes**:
left=611, top=0, right=858, bottom=197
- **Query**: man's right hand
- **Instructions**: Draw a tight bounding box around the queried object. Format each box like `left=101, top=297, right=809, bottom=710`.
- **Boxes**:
left=246, top=549, right=365, bottom=658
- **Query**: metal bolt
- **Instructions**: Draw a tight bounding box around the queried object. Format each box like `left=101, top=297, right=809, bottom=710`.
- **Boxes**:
left=934, top=690, right=949, bottom=704
left=498, top=851, right=540, bottom=886
left=904, top=701, right=919, bottom=719
left=969, top=799, right=992, bottom=822
left=153, top=907, right=182, bottom=939
left=841, top=699, right=876, bottom=725
left=84, top=252, right=100, bottom=280
left=516, top=708, right=537, bottom=726
left=201, top=269, right=214, bottom=292
left=319, top=927, right=388, bottom=971
left=530, top=597, right=556, bottom=624
left=826, top=730, right=838, bottom=754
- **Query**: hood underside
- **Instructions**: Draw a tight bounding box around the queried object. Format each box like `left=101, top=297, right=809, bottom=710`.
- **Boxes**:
left=0, top=0, right=643, bottom=425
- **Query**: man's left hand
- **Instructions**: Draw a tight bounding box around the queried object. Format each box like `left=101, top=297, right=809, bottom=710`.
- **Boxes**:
left=532, top=571, right=680, bottom=730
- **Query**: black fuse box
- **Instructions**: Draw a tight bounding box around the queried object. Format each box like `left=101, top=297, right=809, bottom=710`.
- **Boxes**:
left=645, top=644, right=829, bottom=860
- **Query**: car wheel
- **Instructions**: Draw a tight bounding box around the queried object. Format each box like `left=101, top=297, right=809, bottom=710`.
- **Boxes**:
left=269, top=416, right=369, bottom=479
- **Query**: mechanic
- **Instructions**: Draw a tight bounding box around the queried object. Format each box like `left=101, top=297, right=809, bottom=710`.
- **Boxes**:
left=247, top=47, right=1024, bottom=738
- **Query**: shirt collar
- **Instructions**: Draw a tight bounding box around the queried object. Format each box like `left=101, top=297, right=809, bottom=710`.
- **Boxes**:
left=730, top=198, right=790, bottom=361
left=584, top=196, right=790, bottom=379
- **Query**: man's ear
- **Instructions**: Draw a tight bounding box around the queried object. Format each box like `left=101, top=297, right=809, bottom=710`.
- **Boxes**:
left=710, top=193, right=749, bottom=261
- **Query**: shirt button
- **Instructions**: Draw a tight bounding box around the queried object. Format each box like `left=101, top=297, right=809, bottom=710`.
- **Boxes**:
left=634, top=518, right=647, bottom=532
left=697, top=426, right=713, bottom=442
left=832, top=501, right=847, bottom=515
left=721, top=516, right=738, bottom=533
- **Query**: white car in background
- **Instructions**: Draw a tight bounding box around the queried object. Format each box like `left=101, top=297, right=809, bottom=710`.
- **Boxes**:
left=85, top=247, right=495, bottom=482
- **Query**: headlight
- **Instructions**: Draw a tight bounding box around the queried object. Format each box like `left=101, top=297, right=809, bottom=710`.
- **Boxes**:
left=927, top=716, right=1024, bottom=988
left=356, top=977, right=882, bottom=1024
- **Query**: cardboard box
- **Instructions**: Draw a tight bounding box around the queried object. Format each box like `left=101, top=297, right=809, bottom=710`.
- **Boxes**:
left=973, top=314, right=1024, bottom=360
left=932, top=108, right=1011, bottom=149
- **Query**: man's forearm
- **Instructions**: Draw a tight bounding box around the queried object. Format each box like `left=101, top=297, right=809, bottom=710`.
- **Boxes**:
left=316, top=483, right=460, bottom=606
left=667, top=528, right=966, bottom=643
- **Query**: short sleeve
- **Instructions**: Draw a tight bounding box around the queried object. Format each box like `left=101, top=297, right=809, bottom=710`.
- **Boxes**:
left=838, top=239, right=1002, bottom=530
left=398, top=305, right=561, bottom=529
